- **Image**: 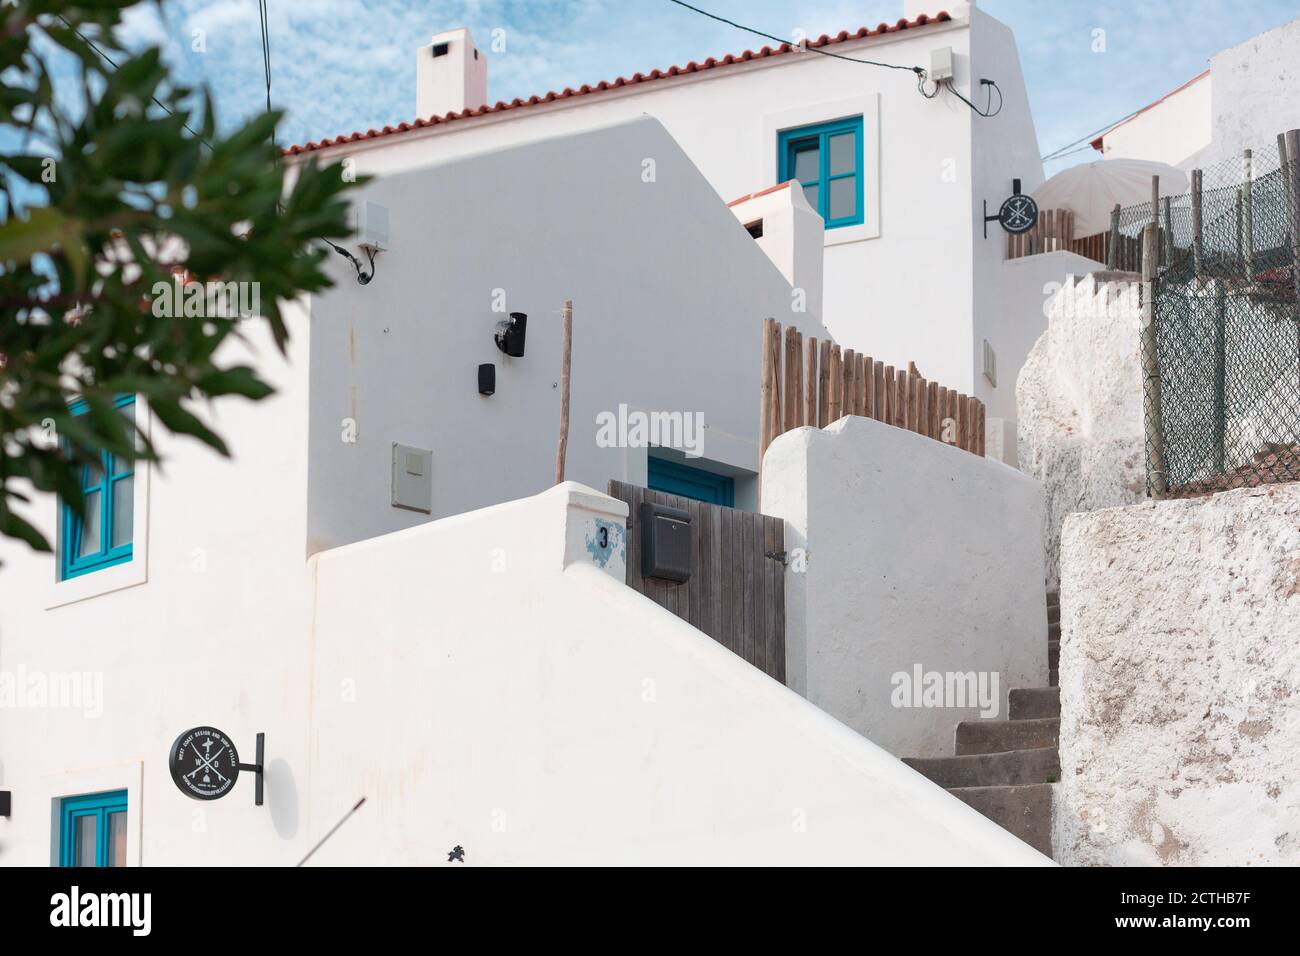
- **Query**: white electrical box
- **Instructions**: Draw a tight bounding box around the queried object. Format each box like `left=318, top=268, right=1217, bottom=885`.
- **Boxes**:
left=930, top=46, right=954, bottom=82
left=356, top=200, right=389, bottom=250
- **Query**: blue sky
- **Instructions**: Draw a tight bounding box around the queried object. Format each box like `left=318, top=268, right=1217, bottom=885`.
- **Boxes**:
left=56, top=0, right=1300, bottom=172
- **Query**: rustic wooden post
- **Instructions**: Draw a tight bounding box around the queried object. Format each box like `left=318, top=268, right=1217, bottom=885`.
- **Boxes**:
left=1140, top=224, right=1169, bottom=498
left=873, top=360, right=885, bottom=421
left=1191, top=168, right=1204, bottom=277
left=852, top=351, right=863, bottom=411
left=1106, top=203, right=1121, bottom=269
left=1150, top=174, right=1160, bottom=227
left=1234, top=188, right=1243, bottom=268
left=883, top=365, right=895, bottom=425
left=1285, top=130, right=1300, bottom=306
left=955, top=393, right=967, bottom=450
left=927, top=381, right=939, bottom=440
left=759, top=318, right=777, bottom=466
left=976, top=402, right=986, bottom=457
left=554, top=299, right=573, bottom=484
left=893, top=371, right=906, bottom=428
left=817, top=339, right=831, bottom=427
left=843, top=348, right=856, bottom=416
left=829, top=345, right=843, bottom=422
left=1162, top=196, right=1174, bottom=268
left=804, top=336, right=818, bottom=427
left=1243, top=148, right=1255, bottom=280
left=916, top=376, right=928, bottom=436
left=784, top=326, right=801, bottom=434
left=1281, top=132, right=1293, bottom=220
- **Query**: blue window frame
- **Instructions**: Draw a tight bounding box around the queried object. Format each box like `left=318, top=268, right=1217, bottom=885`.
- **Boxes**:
left=59, top=790, right=128, bottom=867
left=648, top=457, right=735, bottom=507
left=60, top=394, right=135, bottom=580
left=778, top=116, right=864, bottom=229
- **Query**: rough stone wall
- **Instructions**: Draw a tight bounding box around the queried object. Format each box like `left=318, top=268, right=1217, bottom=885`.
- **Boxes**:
left=1017, top=272, right=1146, bottom=587
left=1055, top=484, right=1300, bottom=866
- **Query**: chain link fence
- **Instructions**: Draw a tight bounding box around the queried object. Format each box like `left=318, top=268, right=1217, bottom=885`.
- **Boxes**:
left=1126, top=139, right=1300, bottom=498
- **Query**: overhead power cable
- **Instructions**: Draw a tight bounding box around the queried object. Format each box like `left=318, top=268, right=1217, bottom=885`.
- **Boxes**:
left=1040, top=106, right=1147, bottom=162
left=662, top=0, right=1001, bottom=114
left=258, top=0, right=272, bottom=115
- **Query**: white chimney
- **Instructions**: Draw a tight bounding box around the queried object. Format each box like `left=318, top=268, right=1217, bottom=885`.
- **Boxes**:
left=416, top=28, right=488, bottom=119
left=728, top=183, right=825, bottom=322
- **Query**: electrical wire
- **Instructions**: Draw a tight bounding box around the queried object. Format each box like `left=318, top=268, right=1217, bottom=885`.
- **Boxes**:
left=56, top=14, right=214, bottom=149
left=258, top=0, right=272, bottom=115
left=663, top=0, right=999, bottom=117
left=663, top=0, right=924, bottom=75
left=945, top=78, right=1003, bottom=117
left=1040, top=106, right=1147, bottom=162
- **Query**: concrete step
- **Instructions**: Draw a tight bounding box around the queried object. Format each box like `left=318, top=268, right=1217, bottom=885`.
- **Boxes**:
left=1008, top=686, right=1060, bottom=720
left=949, top=784, right=1053, bottom=857
left=1048, top=640, right=1059, bottom=671
left=955, top=717, right=1059, bottom=755
left=1049, top=667, right=1058, bottom=687
left=904, top=747, right=1060, bottom=788
left=1047, top=602, right=1060, bottom=624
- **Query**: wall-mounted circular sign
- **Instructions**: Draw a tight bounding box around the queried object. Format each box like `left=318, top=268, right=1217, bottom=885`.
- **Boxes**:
left=998, top=192, right=1039, bottom=234
left=169, top=726, right=240, bottom=800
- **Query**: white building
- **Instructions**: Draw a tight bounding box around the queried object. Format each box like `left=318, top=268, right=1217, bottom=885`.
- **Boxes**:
left=286, top=1, right=1046, bottom=451
left=1089, top=15, right=1300, bottom=170
left=0, top=116, right=1050, bottom=866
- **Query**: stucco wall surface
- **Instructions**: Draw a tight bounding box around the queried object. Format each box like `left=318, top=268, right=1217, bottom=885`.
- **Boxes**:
left=761, top=415, right=1047, bottom=759
left=306, top=481, right=1051, bottom=865
left=1055, top=484, right=1300, bottom=866
left=1017, top=272, right=1146, bottom=587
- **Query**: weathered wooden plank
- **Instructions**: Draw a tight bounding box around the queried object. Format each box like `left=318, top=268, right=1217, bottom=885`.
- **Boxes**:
left=843, top=348, right=856, bottom=416
left=771, top=517, right=786, bottom=683
left=883, top=365, right=895, bottom=425
left=818, top=339, right=831, bottom=427
left=873, top=360, right=885, bottom=422
left=927, top=381, right=939, bottom=440
left=783, top=325, right=801, bottom=435
left=804, top=336, right=818, bottom=427
left=741, top=512, right=757, bottom=667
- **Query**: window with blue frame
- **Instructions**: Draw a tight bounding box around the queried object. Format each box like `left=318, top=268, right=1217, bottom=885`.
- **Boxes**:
left=648, top=457, right=735, bottom=507
left=778, top=116, right=864, bottom=229
left=60, top=394, right=135, bottom=580
left=59, top=790, right=128, bottom=867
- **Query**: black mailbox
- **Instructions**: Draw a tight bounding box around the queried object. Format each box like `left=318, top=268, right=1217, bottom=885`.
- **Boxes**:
left=639, top=501, right=692, bottom=583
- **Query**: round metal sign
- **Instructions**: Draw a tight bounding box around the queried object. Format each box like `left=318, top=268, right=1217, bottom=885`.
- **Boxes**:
left=169, top=726, right=240, bottom=801
left=998, top=192, right=1039, bottom=234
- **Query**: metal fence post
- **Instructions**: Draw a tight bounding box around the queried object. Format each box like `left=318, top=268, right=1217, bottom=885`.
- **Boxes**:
left=1213, top=281, right=1226, bottom=476
left=1107, top=203, right=1120, bottom=270
left=1191, top=168, right=1204, bottom=277
left=1141, top=223, right=1169, bottom=499
left=1285, top=130, right=1300, bottom=308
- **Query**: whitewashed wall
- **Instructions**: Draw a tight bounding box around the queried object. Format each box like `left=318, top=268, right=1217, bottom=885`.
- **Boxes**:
left=1017, top=272, right=1145, bottom=587
left=0, top=312, right=318, bottom=867
left=293, top=6, right=1044, bottom=406
left=304, top=481, right=1051, bottom=865
left=1055, top=484, right=1300, bottom=866
left=1093, top=72, right=1212, bottom=167
left=761, top=415, right=1047, bottom=759
left=306, top=117, right=829, bottom=554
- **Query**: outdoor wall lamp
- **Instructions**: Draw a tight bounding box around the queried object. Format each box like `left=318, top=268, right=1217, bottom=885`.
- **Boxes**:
left=494, top=312, right=527, bottom=357
left=478, top=363, right=495, bottom=396
left=0, top=790, right=10, bottom=817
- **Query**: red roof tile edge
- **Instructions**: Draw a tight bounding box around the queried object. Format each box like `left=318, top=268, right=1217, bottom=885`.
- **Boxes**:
left=1089, top=68, right=1210, bottom=151
left=284, top=12, right=953, bottom=156
left=727, top=181, right=796, bottom=207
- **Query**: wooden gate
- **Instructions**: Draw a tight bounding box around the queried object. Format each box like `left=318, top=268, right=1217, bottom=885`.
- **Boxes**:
left=607, top=480, right=785, bottom=683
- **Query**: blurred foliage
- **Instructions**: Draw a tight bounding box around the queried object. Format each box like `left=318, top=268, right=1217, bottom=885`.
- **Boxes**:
left=0, top=0, right=363, bottom=553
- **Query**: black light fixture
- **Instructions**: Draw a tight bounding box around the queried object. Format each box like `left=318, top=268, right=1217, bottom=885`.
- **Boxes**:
left=478, top=363, right=495, bottom=396
left=0, top=790, right=10, bottom=817
left=494, top=312, right=527, bottom=357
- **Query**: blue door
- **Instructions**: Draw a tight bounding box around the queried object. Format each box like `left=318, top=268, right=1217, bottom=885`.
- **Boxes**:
left=647, top=458, right=735, bottom=507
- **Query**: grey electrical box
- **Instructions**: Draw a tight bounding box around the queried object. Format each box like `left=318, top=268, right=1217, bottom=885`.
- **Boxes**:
left=930, top=46, right=954, bottom=82
left=639, top=501, right=692, bottom=583
left=391, top=443, right=433, bottom=514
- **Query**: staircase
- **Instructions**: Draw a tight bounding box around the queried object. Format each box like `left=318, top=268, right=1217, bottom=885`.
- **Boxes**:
left=902, top=590, right=1060, bottom=857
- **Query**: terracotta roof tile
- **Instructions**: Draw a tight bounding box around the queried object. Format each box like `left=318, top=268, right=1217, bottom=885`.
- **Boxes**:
left=283, top=12, right=952, bottom=156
